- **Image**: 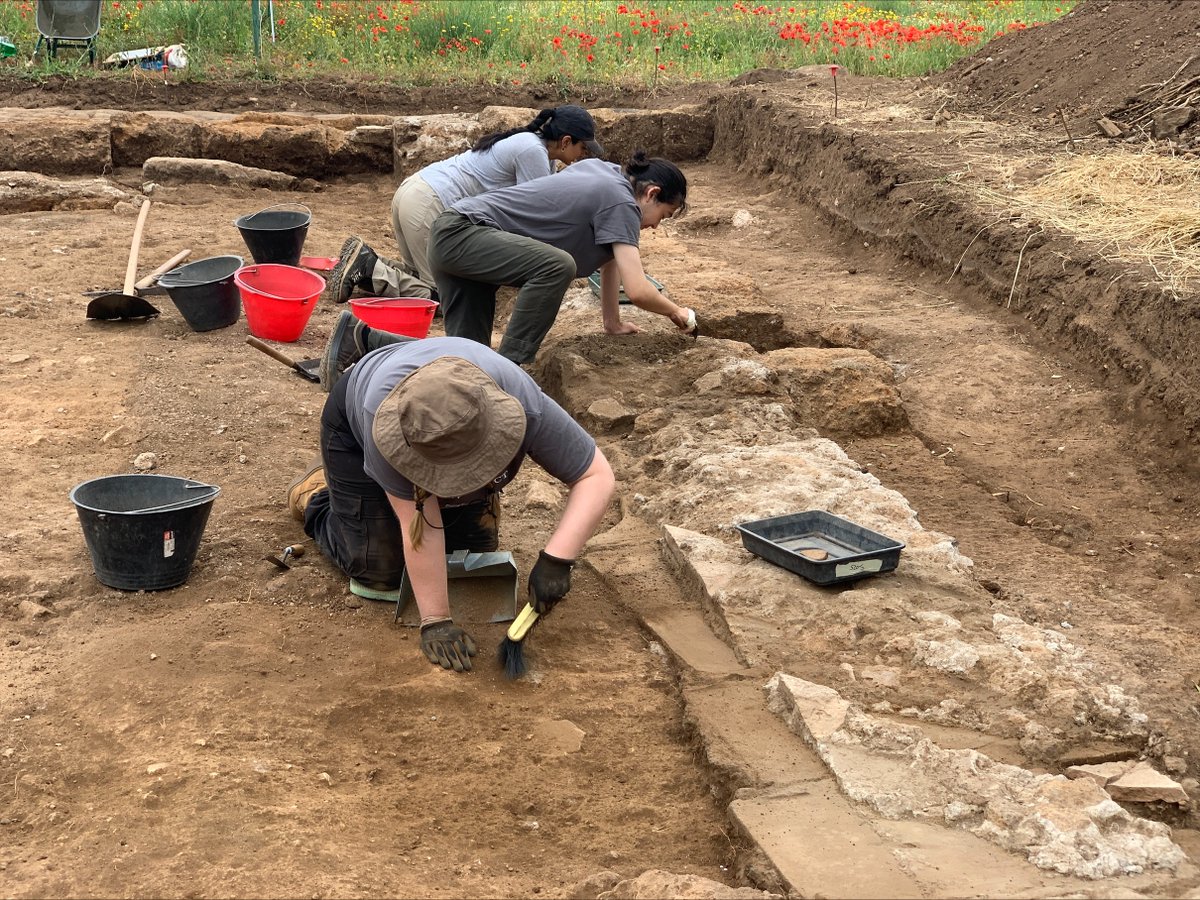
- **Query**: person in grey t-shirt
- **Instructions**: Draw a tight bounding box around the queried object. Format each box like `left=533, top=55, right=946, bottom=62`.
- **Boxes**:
left=326, top=106, right=604, bottom=304
left=427, top=150, right=698, bottom=366
left=287, top=336, right=615, bottom=673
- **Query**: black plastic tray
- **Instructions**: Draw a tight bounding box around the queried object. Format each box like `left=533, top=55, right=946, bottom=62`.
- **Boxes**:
left=734, top=510, right=904, bottom=585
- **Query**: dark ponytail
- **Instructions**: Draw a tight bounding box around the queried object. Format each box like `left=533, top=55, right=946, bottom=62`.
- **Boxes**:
left=623, top=149, right=688, bottom=211
left=472, top=108, right=556, bottom=153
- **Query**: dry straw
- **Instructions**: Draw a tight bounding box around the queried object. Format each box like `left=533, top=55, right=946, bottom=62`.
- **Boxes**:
left=972, top=148, right=1200, bottom=296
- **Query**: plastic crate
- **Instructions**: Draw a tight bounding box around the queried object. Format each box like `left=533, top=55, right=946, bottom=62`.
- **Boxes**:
left=734, top=510, right=904, bottom=585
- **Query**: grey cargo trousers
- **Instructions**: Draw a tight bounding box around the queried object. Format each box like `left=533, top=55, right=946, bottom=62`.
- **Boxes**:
left=428, top=211, right=577, bottom=365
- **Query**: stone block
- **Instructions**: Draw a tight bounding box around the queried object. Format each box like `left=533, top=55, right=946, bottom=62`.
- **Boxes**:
left=143, top=157, right=299, bottom=190
left=1064, top=760, right=1135, bottom=787
left=590, top=105, right=715, bottom=163
left=1106, top=762, right=1189, bottom=804
left=0, top=109, right=112, bottom=175
left=585, top=397, right=636, bottom=432
left=0, top=171, right=129, bottom=214
left=393, top=113, right=477, bottom=179
left=112, top=111, right=204, bottom=167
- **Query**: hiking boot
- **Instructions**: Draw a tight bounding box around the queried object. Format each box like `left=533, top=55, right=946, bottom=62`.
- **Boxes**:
left=287, top=457, right=327, bottom=522
left=319, top=310, right=371, bottom=393
left=326, top=235, right=379, bottom=303
left=320, top=310, right=422, bottom=393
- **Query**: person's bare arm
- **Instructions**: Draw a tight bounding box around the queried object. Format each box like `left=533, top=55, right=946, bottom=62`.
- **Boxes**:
left=543, top=448, right=616, bottom=561
left=388, top=493, right=449, bottom=620
left=611, top=243, right=692, bottom=329
left=599, top=259, right=638, bottom=335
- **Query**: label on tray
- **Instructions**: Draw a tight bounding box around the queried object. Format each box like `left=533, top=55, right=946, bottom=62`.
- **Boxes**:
left=835, top=559, right=881, bottom=578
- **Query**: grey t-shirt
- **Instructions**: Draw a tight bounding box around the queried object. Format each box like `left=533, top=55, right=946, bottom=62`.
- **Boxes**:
left=342, top=336, right=597, bottom=506
left=420, top=131, right=553, bottom=208
left=450, top=159, right=642, bottom=277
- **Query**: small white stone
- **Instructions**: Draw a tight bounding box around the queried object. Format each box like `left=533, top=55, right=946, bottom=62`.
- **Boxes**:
left=133, top=452, right=157, bottom=471
left=146, top=762, right=169, bottom=775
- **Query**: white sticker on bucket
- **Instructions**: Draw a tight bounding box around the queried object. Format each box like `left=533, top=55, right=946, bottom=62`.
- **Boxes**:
left=835, top=559, right=882, bottom=578
left=163, top=530, right=176, bottom=558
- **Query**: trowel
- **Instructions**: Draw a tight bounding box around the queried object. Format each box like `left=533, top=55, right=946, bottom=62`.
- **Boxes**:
left=393, top=550, right=519, bottom=626
left=264, top=544, right=305, bottom=571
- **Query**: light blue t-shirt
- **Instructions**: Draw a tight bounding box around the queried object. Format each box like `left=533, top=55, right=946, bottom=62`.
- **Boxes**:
left=419, top=131, right=553, bottom=208
left=343, top=337, right=597, bottom=505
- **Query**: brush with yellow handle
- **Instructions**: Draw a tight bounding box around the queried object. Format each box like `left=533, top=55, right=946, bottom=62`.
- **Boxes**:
left=498, top=550, right=574, bottom=679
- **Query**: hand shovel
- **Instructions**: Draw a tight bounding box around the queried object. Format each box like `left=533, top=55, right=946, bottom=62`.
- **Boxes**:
left=86, top=199, right=162, bottom=321
left=245, top=336, right=321, bottom=383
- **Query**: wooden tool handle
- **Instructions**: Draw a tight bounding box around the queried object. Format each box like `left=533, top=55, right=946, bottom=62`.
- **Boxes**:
left=135, top=248, right=191, bottom=290
left=122, top=199, right=153, bottom=295
left=246, top=336, right=299, bottom=369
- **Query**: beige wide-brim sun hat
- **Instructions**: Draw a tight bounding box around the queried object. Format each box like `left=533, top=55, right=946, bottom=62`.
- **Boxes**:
left=371, top=357, right=527, bottom=498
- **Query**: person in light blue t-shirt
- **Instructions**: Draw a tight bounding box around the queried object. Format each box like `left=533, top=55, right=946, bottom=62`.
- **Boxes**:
left=327, top=105, right=604, bottom=304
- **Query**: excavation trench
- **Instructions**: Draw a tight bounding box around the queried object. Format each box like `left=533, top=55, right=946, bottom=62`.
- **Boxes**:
left=3, top=88, right=1200, bottom=897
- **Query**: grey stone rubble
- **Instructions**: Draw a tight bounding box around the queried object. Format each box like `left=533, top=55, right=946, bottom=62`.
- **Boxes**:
left=581, top=332, right=1152, bottom=743
left=764, top=672, right=1184, bottom=879
left=535, top=315, right=1193, bottom=890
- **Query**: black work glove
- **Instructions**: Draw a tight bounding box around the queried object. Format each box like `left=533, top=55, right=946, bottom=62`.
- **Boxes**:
left=528, top=550, right=575, bottom=615
left=420, top=618, right=477, bottom=672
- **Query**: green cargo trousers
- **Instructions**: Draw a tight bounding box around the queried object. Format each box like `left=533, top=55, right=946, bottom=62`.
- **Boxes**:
left=428, top=211, right=577, bottom=365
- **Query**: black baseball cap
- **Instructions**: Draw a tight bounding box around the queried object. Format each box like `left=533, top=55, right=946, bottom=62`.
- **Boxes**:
left=552, top=105, right=605, bottom=158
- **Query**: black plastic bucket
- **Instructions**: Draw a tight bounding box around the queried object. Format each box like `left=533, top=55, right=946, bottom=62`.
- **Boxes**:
left=234, top=204, right=311, bottom=266
left=70, top=474, right=220, bottom=591
left=160, top=255, right=243, bottom=332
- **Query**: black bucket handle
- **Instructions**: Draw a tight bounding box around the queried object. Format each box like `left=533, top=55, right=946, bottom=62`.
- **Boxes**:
left=234, top=203, right=312, bottom=229
left=121, top=481, right=220, bottom=515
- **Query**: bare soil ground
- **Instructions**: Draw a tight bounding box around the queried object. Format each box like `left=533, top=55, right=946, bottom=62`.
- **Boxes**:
left=5, top=4, right=1200, bottom=894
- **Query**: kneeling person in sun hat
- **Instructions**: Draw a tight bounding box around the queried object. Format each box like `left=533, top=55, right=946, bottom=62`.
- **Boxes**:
left=287, top=336, right=616, bottom=672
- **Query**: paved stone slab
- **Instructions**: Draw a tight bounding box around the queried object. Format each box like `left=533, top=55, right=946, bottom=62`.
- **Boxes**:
left=642, top=611, right=745, bottom=678
left=685, top=680, right=830, bottom=788
left=730, top=784, right=925, bottom=899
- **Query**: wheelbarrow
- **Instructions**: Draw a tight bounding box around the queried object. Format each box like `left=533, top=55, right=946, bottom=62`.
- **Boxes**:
left=393, top=550, right=519, bottom=626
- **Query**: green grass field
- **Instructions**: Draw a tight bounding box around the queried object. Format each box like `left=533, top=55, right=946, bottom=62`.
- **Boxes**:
left=0, top=0, right=1074, bottom=85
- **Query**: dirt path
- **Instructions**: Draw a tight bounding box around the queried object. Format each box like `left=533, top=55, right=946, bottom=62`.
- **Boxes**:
left=0, top=182, right=735, bottom=898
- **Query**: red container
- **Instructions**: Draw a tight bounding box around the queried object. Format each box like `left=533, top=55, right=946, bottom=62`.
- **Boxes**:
left=234, top=264, right=325, bottom=342
left=349, top=297, right=439, bottom=339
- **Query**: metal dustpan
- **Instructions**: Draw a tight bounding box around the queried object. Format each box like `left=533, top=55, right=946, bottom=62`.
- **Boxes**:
left=394, top=550, right=518, bottom=626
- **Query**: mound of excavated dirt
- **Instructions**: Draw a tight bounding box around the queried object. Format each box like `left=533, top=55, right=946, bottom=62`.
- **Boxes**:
left=946, top=0, right=1200, bottom=139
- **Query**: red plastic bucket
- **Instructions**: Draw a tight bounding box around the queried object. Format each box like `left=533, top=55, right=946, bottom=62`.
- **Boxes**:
left=349, top=297, right=439, bottom=339
left=234, top=264, right=325, bottom=342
